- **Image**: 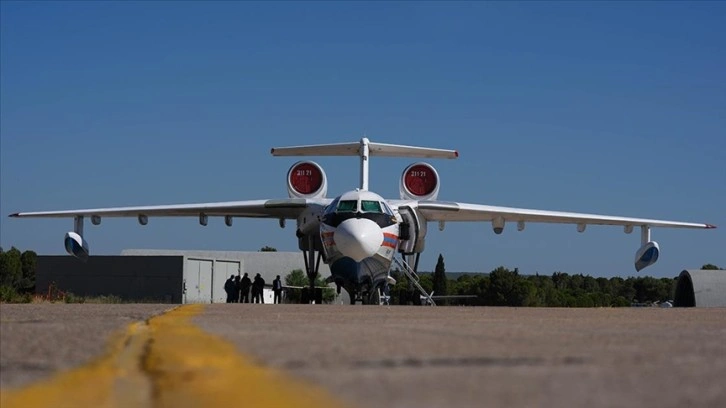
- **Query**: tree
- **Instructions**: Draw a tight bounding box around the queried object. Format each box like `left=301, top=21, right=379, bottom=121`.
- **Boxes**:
left=701, top=264, right=721, bottom=270
left=0, top=247, right=23, bottom=288
left=551, top=272, right=569, bottom=290
left=260, top=246, right=277, bottom=252
left=19, top=250, right=37, bottom=291
left=389, top=268, right=413, bottom=305
left=285, top=269, right=308, bottom=287
left=417, top=273, right=433, bottom=294
left=432, top=254, right=448, bottom=304
left=487, top=266, right=519, bottom=306
left=631, top=276, right=671, bottom=303
left=284, top=269, right=335, bottom=303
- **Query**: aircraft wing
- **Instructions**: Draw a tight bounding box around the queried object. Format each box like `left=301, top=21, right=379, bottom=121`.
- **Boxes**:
left=392, top=200, right=716, bottom=230
left=9, top=198, right=332, bottom=220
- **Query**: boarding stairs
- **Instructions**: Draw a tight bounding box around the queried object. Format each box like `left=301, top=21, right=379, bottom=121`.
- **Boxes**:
left=393, top=256, right=436, bottom=306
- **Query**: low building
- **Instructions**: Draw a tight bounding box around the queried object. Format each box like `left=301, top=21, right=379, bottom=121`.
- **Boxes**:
left=36, top=249, right=331, bottom=304
left=674, top=269, right=726, bottom=307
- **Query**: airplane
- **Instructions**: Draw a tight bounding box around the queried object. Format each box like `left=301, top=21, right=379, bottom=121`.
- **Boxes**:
left=8, top=138, right=717, bottom=305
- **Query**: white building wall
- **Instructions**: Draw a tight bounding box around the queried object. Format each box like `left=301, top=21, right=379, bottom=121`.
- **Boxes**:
left=121, top=249, right=331, bottom=304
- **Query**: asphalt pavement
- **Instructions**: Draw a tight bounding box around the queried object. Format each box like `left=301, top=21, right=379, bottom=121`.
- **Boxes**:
left=0, top=304, right=173, bottom=388
left=1, top=303, right=725, bottom=408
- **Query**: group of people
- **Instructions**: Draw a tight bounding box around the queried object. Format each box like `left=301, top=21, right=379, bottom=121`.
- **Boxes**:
left=224, top=273, right=284, bottom=304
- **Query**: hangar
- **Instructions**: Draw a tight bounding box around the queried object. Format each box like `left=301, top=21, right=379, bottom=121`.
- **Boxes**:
left=36, top=249, right=332, bottom=304
left=674, top=269, right=726, bottom=307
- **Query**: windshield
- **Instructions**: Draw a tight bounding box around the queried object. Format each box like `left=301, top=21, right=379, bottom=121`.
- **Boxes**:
left=337, top=200, right=358, bottom=212
left=324, top=198, right=339, bottom=214
left=361, top=200, right=382, bottom=213
left=381, top=201, right=394, bottom=216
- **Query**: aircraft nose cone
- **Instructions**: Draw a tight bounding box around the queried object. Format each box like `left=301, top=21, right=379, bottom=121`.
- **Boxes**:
left=334, top=218, right=383, bottom=262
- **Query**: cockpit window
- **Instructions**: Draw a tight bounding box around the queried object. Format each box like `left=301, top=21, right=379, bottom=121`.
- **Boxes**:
left=337, top=200, right=358, bottom=212
left=361, top=200, right=382, bottom=213
left=381, top=201, right=394, bottom=216
left=324, top=197, right=340, bottom=215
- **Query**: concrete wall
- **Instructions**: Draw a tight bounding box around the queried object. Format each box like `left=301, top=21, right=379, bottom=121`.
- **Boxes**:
left=36, top=255, right=183, bottom=303
left=674, top=269, right=726, bottom=307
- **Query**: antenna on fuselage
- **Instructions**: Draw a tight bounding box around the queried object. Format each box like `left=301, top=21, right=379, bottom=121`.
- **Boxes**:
left=270, top=137, right=459, bottom=191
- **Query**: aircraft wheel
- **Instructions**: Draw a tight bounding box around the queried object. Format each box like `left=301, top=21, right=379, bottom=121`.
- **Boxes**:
left=366, top=287, right=381, bottom=305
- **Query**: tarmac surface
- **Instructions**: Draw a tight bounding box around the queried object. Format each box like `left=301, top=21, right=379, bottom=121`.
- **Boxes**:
left=0, top=304, right=173, bottom=388
left=1, top=303, right=725, bottom=408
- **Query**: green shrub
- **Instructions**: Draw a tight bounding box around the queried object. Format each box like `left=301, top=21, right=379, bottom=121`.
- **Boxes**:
left=84, top=295, right=123, bottom=304
left=63, top=292, right=85, bottom=303
left=0, top=285, right=32, bottom=303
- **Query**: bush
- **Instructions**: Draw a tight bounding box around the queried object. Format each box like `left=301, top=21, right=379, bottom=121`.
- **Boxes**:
left=84, top=295, right=123, bottom=304
left=0, top=285, right=32, bottom=303
left=64, top=292, right=85, bottom=303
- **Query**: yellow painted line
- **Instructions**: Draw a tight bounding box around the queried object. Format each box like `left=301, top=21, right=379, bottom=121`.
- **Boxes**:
left=0, top=320, right=145, bottom=408
left=143, top=304, right=348, bottom=407
left=0, top=304, right=349, bottom=408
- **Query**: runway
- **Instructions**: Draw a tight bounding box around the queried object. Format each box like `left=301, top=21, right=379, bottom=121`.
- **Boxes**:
left=1, top=304, right=725, bottom=408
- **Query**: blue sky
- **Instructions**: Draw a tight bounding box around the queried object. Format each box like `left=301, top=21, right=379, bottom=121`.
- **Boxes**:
left=2, top=1, right=724, bottom=278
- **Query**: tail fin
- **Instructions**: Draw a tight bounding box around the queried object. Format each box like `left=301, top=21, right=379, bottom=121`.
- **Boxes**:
left=271, top=138, right=457, bottom=190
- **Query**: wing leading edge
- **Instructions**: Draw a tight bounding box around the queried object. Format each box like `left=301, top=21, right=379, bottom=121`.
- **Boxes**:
left=395, top=200, right=716, bottom=229
left=8, top=198, right=331, bottom=220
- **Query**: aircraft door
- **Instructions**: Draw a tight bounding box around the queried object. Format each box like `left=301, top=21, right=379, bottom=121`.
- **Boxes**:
left=397, top=206, right=427, bottom=255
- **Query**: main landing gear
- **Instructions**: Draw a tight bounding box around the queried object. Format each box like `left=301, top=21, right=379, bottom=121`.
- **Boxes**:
left=346, top=283, right=384, bottom=305
left=299, top=233, right=325, bottom=304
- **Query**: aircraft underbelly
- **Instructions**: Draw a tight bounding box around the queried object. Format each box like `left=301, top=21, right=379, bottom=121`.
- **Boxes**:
left=330, top=254, right=392, bottom=286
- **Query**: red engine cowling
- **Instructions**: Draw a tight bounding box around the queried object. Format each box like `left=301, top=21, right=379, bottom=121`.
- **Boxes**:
left=287, top=160, right=328, bottom=198
left=399, top=162, right=440, bottom=201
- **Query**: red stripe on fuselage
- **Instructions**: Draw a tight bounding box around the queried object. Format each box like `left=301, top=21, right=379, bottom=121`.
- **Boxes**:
left=382, top=241, right=397, bottom=248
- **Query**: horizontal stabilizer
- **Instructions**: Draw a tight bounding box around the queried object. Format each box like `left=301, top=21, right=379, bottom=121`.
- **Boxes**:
left=368, top=141, right=458, bottom=159
left=271, top=142, right=361, bottom=157
left=271, top=138, right=458, bottom=159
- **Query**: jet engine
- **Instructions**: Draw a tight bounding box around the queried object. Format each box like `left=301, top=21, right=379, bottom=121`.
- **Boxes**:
left=634, top=241, right=660, bottom=272
left=287, top=161, right=327, bottom=199
left=400, top=162, right=440, bottom=201
left=64, top=231, right=89, bottom=261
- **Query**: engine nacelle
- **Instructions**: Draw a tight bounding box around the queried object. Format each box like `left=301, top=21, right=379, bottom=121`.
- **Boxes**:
left=400, top=162, right=440, bottom=201
left=634, top=241, right=659, bottom=272
left=287, top=161, right=327, bottom=199
left=64, top=232, right=89, bottom=261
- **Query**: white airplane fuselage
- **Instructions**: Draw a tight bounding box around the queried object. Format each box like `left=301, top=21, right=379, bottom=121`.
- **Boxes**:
left=318, top=189, right=400, bottom=299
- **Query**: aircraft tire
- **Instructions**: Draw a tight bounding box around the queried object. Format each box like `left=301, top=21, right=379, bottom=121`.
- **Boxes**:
left=366, top=287, right=381, bottom=305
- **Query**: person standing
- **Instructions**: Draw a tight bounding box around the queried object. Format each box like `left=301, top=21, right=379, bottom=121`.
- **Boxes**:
left=253, top=273, right=265, bottom=303
left=272, top=275, right=283, bottom=304
left=224, top=275, right=235, bottom=303
left=240, top=273, right=252, bottom=303
left=234, top=275, right=241, bottom=303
